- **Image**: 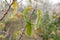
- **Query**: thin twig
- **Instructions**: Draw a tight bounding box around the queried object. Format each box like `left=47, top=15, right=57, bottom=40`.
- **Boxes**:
left=5, top=0, right=9, bottom=5
left=19, top=26, right=26, bottom=40
left=0, top=0, right=15, bottom=21
left=18, top=0, right=23, bottom=4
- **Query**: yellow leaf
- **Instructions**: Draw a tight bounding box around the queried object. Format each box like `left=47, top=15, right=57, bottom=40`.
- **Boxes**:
left=13, top=1, right=18, bottom=9
left=26, top=6, right=32, bottom=11
left=12, top=1, right=18, bottom=17
left=8, top=13, right=24, bottom=22
left=36, top=27, right=40, bottom=34
left=14, top=31, right=21, bottom=36
left=0, top=22, right=5, bottom=30
left=10, top=15, right=18, bottom=21
left=0, top=35, right=5, bottom=38
left=15, top=13, right=24, bottom=18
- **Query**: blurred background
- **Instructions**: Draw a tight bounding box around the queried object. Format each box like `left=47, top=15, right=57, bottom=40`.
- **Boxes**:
left=0, top=0, right=60, bottom=40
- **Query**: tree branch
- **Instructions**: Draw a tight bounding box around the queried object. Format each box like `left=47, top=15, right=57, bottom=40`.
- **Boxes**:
left=19, top=26, right=26, bottom=40
left=0, top=0, right=15, bottom=21
left=5, top=0, right=9, bottom=5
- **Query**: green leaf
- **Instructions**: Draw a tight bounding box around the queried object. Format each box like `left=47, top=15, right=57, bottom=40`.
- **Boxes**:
left=34, top=9, right=41, bottom=30
left=37, top=9, right=41, bottom=16
left=23, top=6, right=32, bottom=36
left=56, top=35, right=60, bottom=40
left=23, top=6, right=32, bottom=18
left=26, top=20, right=32, bottom=36
left=43, top=11, right=50, bottom=23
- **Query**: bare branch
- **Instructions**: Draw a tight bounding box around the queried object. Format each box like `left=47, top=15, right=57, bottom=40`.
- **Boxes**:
left=0, top=0, right=15, bottom=21
left=18, top=0, right=23, bottom=4
left=5, top=0, right=9, bottom=5
left=19, top=26, right=26, bottom=40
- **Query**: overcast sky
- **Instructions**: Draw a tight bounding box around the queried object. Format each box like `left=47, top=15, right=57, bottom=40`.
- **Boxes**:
left=50, top=0, right=60, bottom=4
left=2, top=0, right=60, bottom=5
